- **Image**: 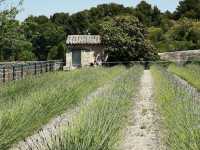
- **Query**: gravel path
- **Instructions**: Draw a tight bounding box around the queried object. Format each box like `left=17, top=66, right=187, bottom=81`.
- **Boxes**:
left=120, top=70, right=162, bottom=150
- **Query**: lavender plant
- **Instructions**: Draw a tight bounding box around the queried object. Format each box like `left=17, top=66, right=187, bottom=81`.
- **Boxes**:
left=0, top=67, right=124, bottom=150
left=33, top=66, right=143, bottom=150
left=151, top=65, right=200, bottom=150
left=168, top=64, right=200, bottom=91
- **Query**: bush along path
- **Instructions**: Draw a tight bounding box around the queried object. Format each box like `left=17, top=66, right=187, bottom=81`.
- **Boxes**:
left=151, top=66, right=200, bottom=150
left=168, top=64, right=200, bottom=91
left=172, top=74, right=200, bottom=98
left=10, top=66, right=130, bottom=150
left=10, top=80, right=112, bottom=150
left=28, top=66, right=143, bottom=150
left=120, top=70, right=162, bottom=150
left=0, top=67, right=124, bottom=150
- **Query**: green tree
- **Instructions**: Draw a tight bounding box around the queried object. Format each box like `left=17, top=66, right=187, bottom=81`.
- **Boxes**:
left=47, top=42, right=66, bottom=60
left=100, top=16, right=159, bottom=61
left=50, top=13, right=72, bottom=34
left=148, top=27, right=164, bottom=43
left=174, top=0, right=200, bottom=19
left=0, top=0, right=29, bottom=61
left=49, top=3, right=135, bottom=35
left=152, top=18, right=200, bottom=52
left=22, top=16, right=66, bottom=60
left=135, top=1, right=162, bottom=26
left=0, top=20, right=35, bottom=61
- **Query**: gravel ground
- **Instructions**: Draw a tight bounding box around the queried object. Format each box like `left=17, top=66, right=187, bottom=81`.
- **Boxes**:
left=120, top=70, right=162, bottom=150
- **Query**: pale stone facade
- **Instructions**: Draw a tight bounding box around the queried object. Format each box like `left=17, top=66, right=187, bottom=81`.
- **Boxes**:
left=64, top=35, right=105, bottom=70
left=81, top=50, right=95, bottom=66
left=159, top=50, right=200, bottom=62
left=65, top=53, right=72, bottom=68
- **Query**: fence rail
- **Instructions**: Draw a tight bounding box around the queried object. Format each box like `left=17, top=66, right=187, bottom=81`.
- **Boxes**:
left=0, top=60, right=64, bottom=83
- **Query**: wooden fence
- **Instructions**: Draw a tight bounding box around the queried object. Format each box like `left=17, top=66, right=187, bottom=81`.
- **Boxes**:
left=0, top=60, right=64, bottom=83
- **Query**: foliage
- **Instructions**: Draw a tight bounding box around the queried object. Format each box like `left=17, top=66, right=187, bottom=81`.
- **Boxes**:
left=0, top=19, right=35, bottom=61
left=39, top=66, right=143, bottom=150
left=150, top=18, right=200, bottom=52
left=47, top=42, right=67, bottom=60
left=22, top=16, right=66, bottom=60
left=100, top=15, right=159, bottom=61
left=148, top=27, right=164, bottom=44
left=151, top=65, right=200, bottom=150
left=168, top=64, right=200, bottom=90
left=0, top=0, right=30, bottom=61
left=0, top=67, right=124, bottom=149
left=2, top=0, right=200, bottom=60
left=0, top=0, right=22, bottom=20
left=174, top=0, right=200, bottom=19
left=134, top=1, right=162, bottom=27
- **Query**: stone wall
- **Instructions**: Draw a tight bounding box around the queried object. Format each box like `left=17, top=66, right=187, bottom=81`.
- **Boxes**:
left=0, top=61, right=63, bottom=83
left=159, top=50, right=200, bottom=62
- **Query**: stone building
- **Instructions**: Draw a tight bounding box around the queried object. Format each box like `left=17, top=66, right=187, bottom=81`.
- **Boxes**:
left=64, top=35, right=105, bottom=70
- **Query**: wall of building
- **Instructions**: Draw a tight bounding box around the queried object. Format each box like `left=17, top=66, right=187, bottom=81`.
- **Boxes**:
left=81, top=50, right=95, bottom=66
left=64, top=45, right=104, bottom=70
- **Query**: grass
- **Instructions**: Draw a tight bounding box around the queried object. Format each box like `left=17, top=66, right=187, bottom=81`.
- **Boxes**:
left=151, top=65, right=200, bottom=150
left=0, top=66, right=124, bottom=150
left=168, top=64, right=200, bottom=90
left=39, top=66, right=143, bottom=150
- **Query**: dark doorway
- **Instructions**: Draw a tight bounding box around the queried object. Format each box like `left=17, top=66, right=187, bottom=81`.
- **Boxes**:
left=72, top=50, right=81, bottom=66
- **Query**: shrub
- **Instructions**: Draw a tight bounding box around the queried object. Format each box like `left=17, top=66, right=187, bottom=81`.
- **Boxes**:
left=151, top=65, right=200, bottom=150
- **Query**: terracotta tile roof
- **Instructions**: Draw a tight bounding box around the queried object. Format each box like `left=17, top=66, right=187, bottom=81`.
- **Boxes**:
left=66, top=35, right=101, bottom=45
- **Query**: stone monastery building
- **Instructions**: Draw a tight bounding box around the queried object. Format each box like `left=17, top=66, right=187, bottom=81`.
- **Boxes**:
left=64, top=35, right=106, bottom=69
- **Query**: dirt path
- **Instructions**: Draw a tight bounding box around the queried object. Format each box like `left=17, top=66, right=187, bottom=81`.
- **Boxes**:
left=120, top=70, right=161, bottom=150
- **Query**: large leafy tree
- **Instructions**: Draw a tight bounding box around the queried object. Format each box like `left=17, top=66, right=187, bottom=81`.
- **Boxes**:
left=135, top=1, right=162, bottom=27
left=47, top=42, right=67, bottom=60
left=0, top=0, right=35, bottom=61
left=149, top=18, right=200, bottom=52
left=100, top=16, right=159, bottom=61
left=50, top=12, right=72, bottom=34
left=50, top=3, right=135, bottom=35
left=22, top=16, right=66, bottom=60
left=0, top=20, right=35, bottom=61
left=174, top=0, right=200, bottom=19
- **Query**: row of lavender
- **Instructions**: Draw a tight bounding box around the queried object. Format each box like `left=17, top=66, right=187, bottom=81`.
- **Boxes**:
left=0, top=60, right=64, bottom=83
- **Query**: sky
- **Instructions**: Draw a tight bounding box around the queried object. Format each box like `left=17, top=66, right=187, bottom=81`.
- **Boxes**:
left=16, top=0, right=181, bottom=21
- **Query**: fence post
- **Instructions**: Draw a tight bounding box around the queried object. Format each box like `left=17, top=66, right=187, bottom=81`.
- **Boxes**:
left=21, top=64, right=24, bottom=79
left=3, top=66, right=5, bottom=83
left=61, top=62, right=64, bottom=71
left=50, top=63, right=53, bottom=72
left=45, top=62, right=48, bottom=72
left=52, top=62, right=54, bottom=72
left=40, top=63, right=43, bottom=73
left=34, top=63, right=37, bottom=75
left=13, top=65, right=15, bottom=80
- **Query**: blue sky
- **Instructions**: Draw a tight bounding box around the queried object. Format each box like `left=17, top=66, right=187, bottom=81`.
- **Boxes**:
left=16, top=0, right=181, bottom=21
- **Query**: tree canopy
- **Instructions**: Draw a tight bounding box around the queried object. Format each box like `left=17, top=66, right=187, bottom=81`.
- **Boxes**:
left=100, top=16, right=159, bottom=61
left=174, top=0, right=200, bottom=19
left=1, top=0, right=200, bottom=61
